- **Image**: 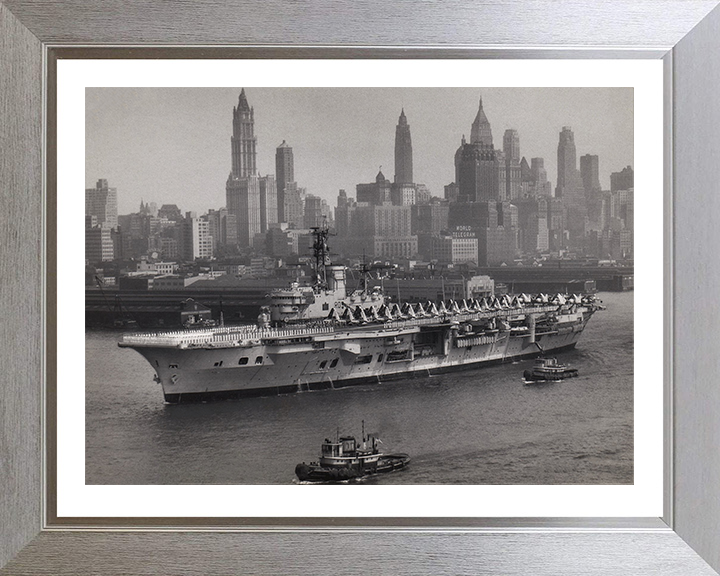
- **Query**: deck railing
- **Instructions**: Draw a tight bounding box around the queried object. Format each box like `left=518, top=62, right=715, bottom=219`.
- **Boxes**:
left=120, top=324, right=334, bottom=348
left=119, top=301, right=594, bottom=348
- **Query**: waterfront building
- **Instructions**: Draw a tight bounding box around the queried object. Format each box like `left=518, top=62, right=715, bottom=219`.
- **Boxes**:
left=426, top=227, right=479, bottom=266
left=181, top=212, right=213, bottom=260
left=85, top=226, right=115, bottom=263
left=85, top=178, right=118, bottom=229
left=373, top=236, right=418, bottom=260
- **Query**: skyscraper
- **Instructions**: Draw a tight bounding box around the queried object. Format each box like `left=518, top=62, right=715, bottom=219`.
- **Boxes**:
left=580, top=154, right=601, bottom=196
left=259, top=175, right=278, bottom=233
left=555, top=126, right=588, bottom=247
left=85, top=178, right=118, bottom=229
left=470, top=97, right=493, bottom=146
left=230, top=88, right=256, bottom=179
left=225, top=89, right=276, bottom=248
left=503, top=129, right=522, bottom=200
left=455, top=101, right=502, bottom=202
left=556, top=126, right=578, bottom=198
left=275, top=140, right=294, bottom=222
left=394, top=109, right=413, bottom=185
left=611, top=165, right=634, bottom=192
left=283, top=182, right=306, bottom=229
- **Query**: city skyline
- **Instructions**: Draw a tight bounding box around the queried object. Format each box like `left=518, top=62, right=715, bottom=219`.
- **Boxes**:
left=86, top=88, right=633, bottom=215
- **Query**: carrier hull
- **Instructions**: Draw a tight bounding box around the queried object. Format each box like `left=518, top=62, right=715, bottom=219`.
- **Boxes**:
left=121, top=307, right=594, bottom=403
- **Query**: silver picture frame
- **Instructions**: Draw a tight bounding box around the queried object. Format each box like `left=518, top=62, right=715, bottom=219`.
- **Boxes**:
left=2, top=1, right=720, bottom=574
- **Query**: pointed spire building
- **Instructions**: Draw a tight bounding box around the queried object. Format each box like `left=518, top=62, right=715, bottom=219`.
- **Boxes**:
left=230, top=88, right=257, bottom=179
left=394, top=108, right=413, bottom=186
left=226, top=89, right=276, bottom=248
left=470, top=97, right=493, bottom=146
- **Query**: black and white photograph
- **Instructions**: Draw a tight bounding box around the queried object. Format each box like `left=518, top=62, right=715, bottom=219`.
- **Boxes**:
left=84, top=85, right=635, bottom=486
left=7, top=2, right=720, bottom=575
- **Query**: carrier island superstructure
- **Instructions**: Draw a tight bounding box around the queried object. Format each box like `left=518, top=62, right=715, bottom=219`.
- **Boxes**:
left=119, top=226, right=603, bottom=403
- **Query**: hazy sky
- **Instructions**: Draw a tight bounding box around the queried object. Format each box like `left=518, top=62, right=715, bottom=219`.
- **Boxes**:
left=86, top=88, right=633, bottom=215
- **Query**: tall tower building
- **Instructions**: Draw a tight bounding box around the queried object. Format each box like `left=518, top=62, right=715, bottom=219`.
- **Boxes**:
left=503, top=129, right=522, bottom=200
left=503, top=129, right=520, bottom=163
left=455, top=99, right=502, bottom=203
left=226, top=89, right=262, bottom=247
left=85, top=178, right=118, bottom=229
left=580, top=154, right=601, bottom=196
left=556, top=126, right=578, bottom=198
left=275, top=140, right=294, bottom=221
left=555, top=126, right=587, bottom=247
left=470, top=97, right=493, bottom=146
left=259, top=175, right=278, bottom=233
left=230, top=89, right=257, bottom=178
left=394, top=109, right=413, bottom=185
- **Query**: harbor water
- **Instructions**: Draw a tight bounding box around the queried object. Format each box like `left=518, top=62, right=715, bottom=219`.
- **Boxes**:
left=86, top=291, right=633, bottom=485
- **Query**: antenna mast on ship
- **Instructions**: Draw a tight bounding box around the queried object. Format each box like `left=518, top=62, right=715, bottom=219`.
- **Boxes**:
left=310, top=218, right=331, bottom=292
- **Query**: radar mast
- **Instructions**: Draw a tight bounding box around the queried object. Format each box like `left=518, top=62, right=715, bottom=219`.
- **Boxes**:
left=310, top=218, right=332, bottom=291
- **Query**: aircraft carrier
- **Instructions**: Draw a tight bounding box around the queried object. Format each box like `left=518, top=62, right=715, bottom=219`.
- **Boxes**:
left=119, top=226, right=603, bottom=403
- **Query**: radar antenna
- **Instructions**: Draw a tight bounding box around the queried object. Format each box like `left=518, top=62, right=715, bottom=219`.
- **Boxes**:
left=310, top=217, right=332, bottom=291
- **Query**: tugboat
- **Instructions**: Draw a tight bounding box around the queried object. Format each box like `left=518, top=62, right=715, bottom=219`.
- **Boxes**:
left=523, top=357, right=579, bottom=382
left=295, top=422, right=410, bottom=482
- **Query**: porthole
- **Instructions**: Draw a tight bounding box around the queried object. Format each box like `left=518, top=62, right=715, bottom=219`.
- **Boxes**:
left=239, top=357, right=249, bottom=365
